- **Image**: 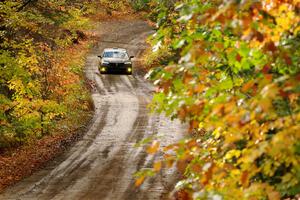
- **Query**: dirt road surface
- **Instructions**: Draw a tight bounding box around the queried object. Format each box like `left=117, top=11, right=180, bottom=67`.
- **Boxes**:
left=0, top=19, right=185, bottom=200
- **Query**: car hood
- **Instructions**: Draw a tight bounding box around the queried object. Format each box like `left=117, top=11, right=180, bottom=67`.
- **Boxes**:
left=102, top=58, right=129, bottom=63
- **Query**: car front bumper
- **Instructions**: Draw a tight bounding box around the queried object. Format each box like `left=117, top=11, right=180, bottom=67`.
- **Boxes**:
left=99, top=63, right=132, bottom=74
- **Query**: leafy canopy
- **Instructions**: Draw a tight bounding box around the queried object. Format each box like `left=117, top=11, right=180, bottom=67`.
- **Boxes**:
left=142, top=0, right=300, bottom=199
left=0, top=0, right=95, bottom=148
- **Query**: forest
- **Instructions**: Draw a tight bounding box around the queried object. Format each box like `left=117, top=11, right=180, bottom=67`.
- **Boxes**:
left=0, top=0, right=101, bottom=148
left=141, top=0, right=300, bottom=199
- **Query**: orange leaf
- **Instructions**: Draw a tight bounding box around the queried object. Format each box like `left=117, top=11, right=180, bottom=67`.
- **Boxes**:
left=264, top=74, right=273, bottom=81
left=241, top=171, right=249, bottom=187
left=267, top=190, right=280, bottom=200
left=183, top=73, right=193, bottom=84
left=174, top=189, right=190, bottom=200
left=178, top=108, right=187, bottom=120
left=166, top=158, right=175, bottom=168
left=186, top=139, right=197, bottom=148
left=189, top=120, right=199, bottom=132
left=201, top=162, right=215, bottom=185
left=191, top=164, right=202, bottom=173
left=194, top=84, right=205, bottom=93
left=135, top=176, right=145, bottom=187
left=177, top=160, right=188, bottom=173
left=163, top=145, right=175, bottom=151
left=146, top=141, right=160, bottom=154
left=242, top=81, right=255, bottom=92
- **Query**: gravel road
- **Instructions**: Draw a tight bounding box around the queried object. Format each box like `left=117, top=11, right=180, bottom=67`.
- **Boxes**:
left=0, top=19, right=185, bottom=200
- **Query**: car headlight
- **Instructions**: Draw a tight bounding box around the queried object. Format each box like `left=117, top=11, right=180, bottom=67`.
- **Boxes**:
left=100, top=67, right=106, bottom=72
left=124, top=61, right=132, bottom=65
left=127, top=67, right=132, bottom=72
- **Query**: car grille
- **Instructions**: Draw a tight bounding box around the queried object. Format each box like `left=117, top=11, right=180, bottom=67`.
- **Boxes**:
left=109, top=63, right=125, bottom=68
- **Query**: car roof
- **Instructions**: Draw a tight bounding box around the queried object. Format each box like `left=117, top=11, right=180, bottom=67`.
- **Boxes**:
left=103, top=48, right=127, bottom=52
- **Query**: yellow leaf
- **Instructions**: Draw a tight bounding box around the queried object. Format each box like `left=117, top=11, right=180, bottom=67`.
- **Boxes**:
left=194, top=84, right=205, bottom=93
left=259, top=97, right=272, bottom=112
left=146, top=140, right=160, bottom=154
left=225, top=150, right=241, bottom=161
left=153, top=161, right=162, bottom=172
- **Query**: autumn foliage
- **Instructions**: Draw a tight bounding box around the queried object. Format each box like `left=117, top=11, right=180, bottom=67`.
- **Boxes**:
left=0, top=0, right=97, bottom=148
left=142, top=0, right=300, bottom=199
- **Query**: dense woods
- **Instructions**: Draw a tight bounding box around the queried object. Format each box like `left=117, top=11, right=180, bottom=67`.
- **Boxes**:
left=0, top=0, right=100, bottom=148
left=141, top=0, right=300, bottom=199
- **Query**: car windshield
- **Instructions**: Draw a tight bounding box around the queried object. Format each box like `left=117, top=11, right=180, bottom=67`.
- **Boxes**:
left=103, top=51, right=128, bottom=59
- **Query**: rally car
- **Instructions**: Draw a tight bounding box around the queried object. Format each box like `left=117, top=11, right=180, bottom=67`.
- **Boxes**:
left=98, top=48, right=134, bottom=75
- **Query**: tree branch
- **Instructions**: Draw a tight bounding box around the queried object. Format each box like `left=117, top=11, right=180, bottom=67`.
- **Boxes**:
left=17, top=0, right=36, bottom=12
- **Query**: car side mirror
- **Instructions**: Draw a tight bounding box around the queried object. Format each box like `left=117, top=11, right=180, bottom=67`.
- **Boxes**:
left=98, top=55, right=102, bottom=59
left=130, top=56, right=134, bottom=59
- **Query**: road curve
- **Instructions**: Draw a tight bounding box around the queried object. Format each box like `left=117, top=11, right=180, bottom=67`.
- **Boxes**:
left=0, top=19, right=185, bottom=200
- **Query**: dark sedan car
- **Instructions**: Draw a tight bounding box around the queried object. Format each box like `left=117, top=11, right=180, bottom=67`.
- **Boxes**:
left=98, top=48, right=134, bottom=75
